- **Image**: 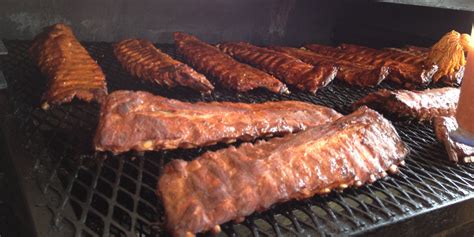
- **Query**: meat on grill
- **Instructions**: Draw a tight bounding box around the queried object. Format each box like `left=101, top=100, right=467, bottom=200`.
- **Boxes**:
left=114, top=39, right=214, bottom=93
left=402, top=45, right=430, bottom=56
left=339, top=44, right=427, bottom=66
left=30, top=23, right=107, bottom=109
left=269, top=46, right=389, bottom=86
left=352, top=87, right=459, bottom=121
left=433, top=116, right=474, bottom=163
left=94, top=90, right=342, bottom=154
left=218, top=42, right=337, bottom=94
left=158, top=106, right=408, bottom=237
left=173, top=32, right=288, bottom=94
left=342, top=44, right=465, bottom=86
left=304, top=44, right=438, bottom=88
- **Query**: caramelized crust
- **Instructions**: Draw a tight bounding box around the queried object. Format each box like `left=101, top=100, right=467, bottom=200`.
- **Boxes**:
left=30, top=24, right=107, bottom=108
left=174, top=33, right=288, bottom=94
left=94, top=90, right=342, bottom=154
left=158, top=107, right=408, bottom=236
left=340, top=44, right=427, bottom=66
left=434, top=116, right=474, bottom=163
left=352, top=87, right=459, bottom=121
left=269, top=46, right=389, bottom=86
left=218, top=42, right=337, bottom=94
left=114, top=39, right=214, bottom=93
left=304, top=44, right=437, bottom=88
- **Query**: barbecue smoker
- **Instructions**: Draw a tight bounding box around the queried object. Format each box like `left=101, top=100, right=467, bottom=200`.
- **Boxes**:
left=0, top=1, right=473, bottom=236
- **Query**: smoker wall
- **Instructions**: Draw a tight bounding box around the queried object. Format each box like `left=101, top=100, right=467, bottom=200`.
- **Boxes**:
left=0, top=0, right=472, bottom=46
left=0, top=0, right=342, bottom=45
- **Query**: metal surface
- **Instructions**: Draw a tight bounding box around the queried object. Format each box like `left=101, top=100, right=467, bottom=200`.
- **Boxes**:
left=0, top=71, right=7, bottom=89
left=374, top=0, right=474, bottom=12
left=0, top=41, right=473, bottom=237
left=0, top=0, right=337, bottom=46
left=0, top=40, right=7, bottom=55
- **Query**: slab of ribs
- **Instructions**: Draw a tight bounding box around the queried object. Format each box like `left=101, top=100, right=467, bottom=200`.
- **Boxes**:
left=218, top=42, right=337, bottom=94
left=269, top=46, right=389, bottom=86
left=434, top=116, right=474, bottom=163
left=304, top=44, right=438, bottom=88
left=94, top=90, right=342, bottom=154
left=114, top=39, right=214, bottom=93
left=30, top=23, right=107, bottom=109
left=158, top=106, right=408, bottom=236
left=352, top=87, right=459, bottom=121
left=174, top=32, right=289, bottom=94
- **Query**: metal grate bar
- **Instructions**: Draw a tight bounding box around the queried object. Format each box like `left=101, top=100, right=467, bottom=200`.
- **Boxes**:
left=0, top=40, right=473, bottom=237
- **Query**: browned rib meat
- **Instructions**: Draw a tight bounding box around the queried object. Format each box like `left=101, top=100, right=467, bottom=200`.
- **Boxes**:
left=269, top=46, right=389, bottom=86
left=218, top=42, right=337, bottom=94
left=434, top=116, right=474, bottom=163
left=114, top=39, right=214, bottom=93
left=173, top=33, right=288, bottom=94
left=403, top=45, right=430, bottom=56
left=340, top=44, right=427, bottom=66
left=386, top=46, right=465, bottom=86
left=30, top=24, right=107, bottom=109
left=304, top=44, right=437, bottom=88
left=352, top=87, right=459, bottom=121
left=94, top=90, right=341, bottom=154
left=158, top=107, right=408, bottom=237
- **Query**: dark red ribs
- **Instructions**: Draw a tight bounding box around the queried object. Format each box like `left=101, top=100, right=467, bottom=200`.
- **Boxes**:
left=174, top=32, right=288, bottom=94
left=114, top=39, right=214, bottom=93
left=304, top=44, right=437, bottom=88
left=269, top=46, right=389, bottom=86
left=218, top=42, right=337, bottom=94
left=94, top=90, right=342, bottom=154
left=352, top=87, right=459, bottom=121
left=158, top=107, right=408, bottom=236
left=30, top=23, right=108, bottom=109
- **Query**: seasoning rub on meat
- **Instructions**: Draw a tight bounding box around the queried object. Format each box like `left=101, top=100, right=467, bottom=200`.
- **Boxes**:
left=352, top=87, right=459, bottom=121
left=174, top=32, right=289, bottom=94
left=114, top=39, right=214, bottom=93
left=30, top=23, right=107, bottom=109
left=158, top=107, right=408, bottom=237
left=94, top=90, right=342, bottom=154
left=218, top=42, right=337, bottom=94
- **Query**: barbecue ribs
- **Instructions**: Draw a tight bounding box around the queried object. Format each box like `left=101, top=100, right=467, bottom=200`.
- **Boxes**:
left=30, top=23, right=107, bottom=109
left=114, top=39, right=214, bottom=93
left=174, top=32, right=288, bottom=94
left=94, top=90, right=341, bottom=154
left=218, top=42, right=337, bottom=94
left=352, top=87, right=459, bottom=121
left=158, top=106, right=408, bottom=237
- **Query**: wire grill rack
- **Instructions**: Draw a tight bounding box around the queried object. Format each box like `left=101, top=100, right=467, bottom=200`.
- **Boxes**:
left=0, top=40, right=473, bottom=237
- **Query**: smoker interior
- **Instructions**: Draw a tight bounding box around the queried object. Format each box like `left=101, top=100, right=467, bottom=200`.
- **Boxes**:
left=1, top=40, right=473, bottom=237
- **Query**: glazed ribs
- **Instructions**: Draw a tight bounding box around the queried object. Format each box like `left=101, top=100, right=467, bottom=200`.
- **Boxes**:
left=30, top=24, right=107, bottom=109
left=218, top=42, right=337, bottom=94
left=174, top=32, right=288, bottom=94
left=114, top=39, right=214, bottom=93
left=158, top=107, right=408, bottom=237
left=339, top=44, right=427, bottom=66
left=352, top=87, right=459, bottom=121
left=269, top=46, right=389, bottom=86
left=304, top=44, right=437, bottom=88
left=433, top=116, right=474, bottom=163
left=94, top=90, right=341, bottom=154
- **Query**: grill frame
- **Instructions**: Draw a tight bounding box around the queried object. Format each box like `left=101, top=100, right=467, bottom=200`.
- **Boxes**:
left=0, top=40, right=473, bottom=237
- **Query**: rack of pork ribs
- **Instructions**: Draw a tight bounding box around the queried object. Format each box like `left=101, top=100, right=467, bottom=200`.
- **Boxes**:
left=30, top=23, right=108, bottom=109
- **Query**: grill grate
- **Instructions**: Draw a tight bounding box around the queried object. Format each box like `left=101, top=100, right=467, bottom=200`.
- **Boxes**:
left=1, top=41, right=473, bottom=236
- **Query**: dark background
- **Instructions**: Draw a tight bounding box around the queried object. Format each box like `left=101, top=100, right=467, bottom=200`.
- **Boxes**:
left=0, top=0, right=472, bottom=46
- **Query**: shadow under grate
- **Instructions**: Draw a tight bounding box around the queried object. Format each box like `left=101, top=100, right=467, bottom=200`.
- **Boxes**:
left=1, top=40, right=473, bottom=237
